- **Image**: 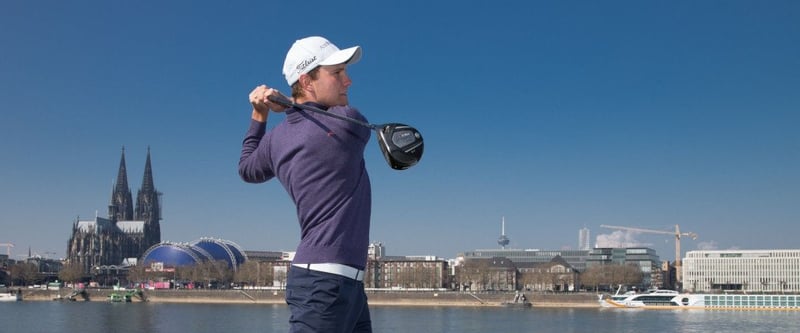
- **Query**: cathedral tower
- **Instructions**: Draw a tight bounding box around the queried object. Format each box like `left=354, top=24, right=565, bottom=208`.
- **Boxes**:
left=109, top=147, right=134, bottom=221
left=135, top=146, right=162, bottom=247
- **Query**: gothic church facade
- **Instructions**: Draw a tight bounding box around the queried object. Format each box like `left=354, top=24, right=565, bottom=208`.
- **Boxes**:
left=66, top=148, right=162, bottom=274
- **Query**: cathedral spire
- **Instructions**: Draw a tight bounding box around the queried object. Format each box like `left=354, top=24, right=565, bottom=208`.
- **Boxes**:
left=109, top=146, right=134, bottom=221
left=115, top=146, right=130, bottom=193
left=141, top=146, right=155, bottom=193
left=135, top=146, right=161, bottom=245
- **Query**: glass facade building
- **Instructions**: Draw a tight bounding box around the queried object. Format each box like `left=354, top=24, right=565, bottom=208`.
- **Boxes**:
left=586, top=247, right=662, bottom=287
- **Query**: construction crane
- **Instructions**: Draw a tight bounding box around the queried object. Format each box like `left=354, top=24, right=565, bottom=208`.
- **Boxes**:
left=0, top=243, right=14, bottom=256
left=600, top=224, right=698, bottom=284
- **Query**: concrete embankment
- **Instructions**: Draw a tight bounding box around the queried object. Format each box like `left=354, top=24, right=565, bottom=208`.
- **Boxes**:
left=22, top=288, right=599, bottom=308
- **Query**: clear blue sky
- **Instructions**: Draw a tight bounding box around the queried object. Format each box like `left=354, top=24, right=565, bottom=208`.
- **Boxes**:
left=1, top=1, right=798, bottom=262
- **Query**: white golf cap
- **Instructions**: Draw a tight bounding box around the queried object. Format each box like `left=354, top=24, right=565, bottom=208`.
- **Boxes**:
left=282, top=36, right=362, bottom=86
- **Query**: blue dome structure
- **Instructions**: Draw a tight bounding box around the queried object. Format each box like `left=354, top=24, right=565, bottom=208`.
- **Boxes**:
left=191, top=238, right=247, bottom=268
left=220, top=239, right=247, bottom=267
left=141, top=243, right=208, bottom=267
left=141, top=238, right=248, bottom=271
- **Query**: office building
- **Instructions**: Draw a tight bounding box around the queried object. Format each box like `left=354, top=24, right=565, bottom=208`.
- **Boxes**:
left=459, top=249, right=590, bottom=272
left=586, top=247, right=663, bottom=288
left=579, top=227, right=591, bottom=251
left=683, top=249, right=800, bottom=293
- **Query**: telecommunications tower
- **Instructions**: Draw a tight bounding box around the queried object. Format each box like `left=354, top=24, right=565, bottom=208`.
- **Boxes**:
left=497, top=217, right=510, bottom=249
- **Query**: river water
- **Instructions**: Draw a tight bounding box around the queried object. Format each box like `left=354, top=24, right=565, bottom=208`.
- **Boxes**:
left=2, top=302, right=798, bottom=333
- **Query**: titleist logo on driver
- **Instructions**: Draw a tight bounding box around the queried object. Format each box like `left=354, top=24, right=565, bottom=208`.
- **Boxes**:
left=296, top=56, right=317, bottom=73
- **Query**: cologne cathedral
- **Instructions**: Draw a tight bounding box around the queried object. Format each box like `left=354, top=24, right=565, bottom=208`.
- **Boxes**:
left=66, top=147, right=162, bottom=274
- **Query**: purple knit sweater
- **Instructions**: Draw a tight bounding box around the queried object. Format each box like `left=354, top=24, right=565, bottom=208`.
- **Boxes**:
left=239, top=103, right=372, bottom=270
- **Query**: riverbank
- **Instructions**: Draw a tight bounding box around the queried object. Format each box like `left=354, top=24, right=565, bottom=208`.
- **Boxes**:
left=20, top=288, right=599, bottom=308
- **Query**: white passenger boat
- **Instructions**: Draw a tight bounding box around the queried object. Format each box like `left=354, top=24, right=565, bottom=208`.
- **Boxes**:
left=599, top=289, right=800, bottom=310
left=0, top=291, right=22, bottom=302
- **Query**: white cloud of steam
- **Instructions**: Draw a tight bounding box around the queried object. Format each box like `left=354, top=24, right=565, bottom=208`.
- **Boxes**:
left=693, top=241, right=743, bottom=251
left=696, top=241, right=719, bottom=251
left=594, top=230, right=651, bottom=248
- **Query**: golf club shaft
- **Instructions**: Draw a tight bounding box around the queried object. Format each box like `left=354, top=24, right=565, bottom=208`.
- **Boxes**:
left=267, top=95, right=376, bottom=130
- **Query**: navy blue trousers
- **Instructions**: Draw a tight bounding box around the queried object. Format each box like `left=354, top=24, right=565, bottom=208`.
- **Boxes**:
left=286, top=266, right=372, bottom=333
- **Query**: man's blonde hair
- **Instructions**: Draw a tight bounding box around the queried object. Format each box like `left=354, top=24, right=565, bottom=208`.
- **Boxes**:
left=291, top=67, right=320, bottom=99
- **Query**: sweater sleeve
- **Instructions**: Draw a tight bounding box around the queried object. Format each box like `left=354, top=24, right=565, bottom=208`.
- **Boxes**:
left=238, top=119, right=274, bottom=183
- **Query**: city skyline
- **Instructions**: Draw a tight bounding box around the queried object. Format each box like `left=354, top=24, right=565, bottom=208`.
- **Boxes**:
left=2, top=2, right=798, bottom=262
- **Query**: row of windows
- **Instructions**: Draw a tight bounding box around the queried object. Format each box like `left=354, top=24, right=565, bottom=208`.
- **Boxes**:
left=687, top=272, right=800, bottom=277
left=685, top=260, right=800, bottom=271
left=686, top=259, right=800, bottom=265
left=687, top=251, right=800, bottom=259
left=685, top=265, right=800, bottom=271
left=704, top=295, right=800, bottom=307
left=685, top=278, right=800, bottom=286
left=683, top=279, right=800, bottom=292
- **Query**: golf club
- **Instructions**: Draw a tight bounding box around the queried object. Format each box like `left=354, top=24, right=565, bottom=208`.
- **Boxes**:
left=267, top=95, right=423, bottom=170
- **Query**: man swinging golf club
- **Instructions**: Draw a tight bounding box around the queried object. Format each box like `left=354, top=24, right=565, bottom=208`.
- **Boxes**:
left=239, top=36, right=373, bottom=332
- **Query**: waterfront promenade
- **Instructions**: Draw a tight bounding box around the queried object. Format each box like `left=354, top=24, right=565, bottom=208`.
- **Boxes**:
left=20, top=288, right=599, bottom=308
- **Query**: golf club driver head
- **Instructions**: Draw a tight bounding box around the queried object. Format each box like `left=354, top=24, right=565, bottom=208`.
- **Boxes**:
left=375, top=123, right=424, bottom=170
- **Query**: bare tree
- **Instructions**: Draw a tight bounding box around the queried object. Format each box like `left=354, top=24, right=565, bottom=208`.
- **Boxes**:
left=581, top=264, right=643, bottom=291
left=10, top=262, right=39, bottom=286
left=126, top=264, right=148, bottom=287
left=173, top=265, right=190, bottom=285
left=531, top=270, right=550, bottom=291
left=190, top=261, right=233, bottom=288
left=518, top=271, right=535, bottom=291
left=58, top=262, right=85, bottom=285
left=261, top=263, right=274, bottom=286
left=620, top=264, right=643, bottom=287
left=420, top=265, right=438, bottom=289
left=458, top=260, right=491, bottom=291
left=397, top=267, right=414, bottom=288
left=580, top=266, right=602, bottom=291
left=273, top=266, right=287, bottom=288
left=213, top=261, right=233, bottom=288
left=234, top=261, right=258, bottom=287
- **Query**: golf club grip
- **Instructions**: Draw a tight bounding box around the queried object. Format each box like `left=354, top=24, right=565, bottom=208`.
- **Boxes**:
left=267, top=94, right=293, bottom=108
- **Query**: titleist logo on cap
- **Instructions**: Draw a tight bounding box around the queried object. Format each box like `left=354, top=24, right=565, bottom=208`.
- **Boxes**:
left=296, top=56, right=317, bottom=73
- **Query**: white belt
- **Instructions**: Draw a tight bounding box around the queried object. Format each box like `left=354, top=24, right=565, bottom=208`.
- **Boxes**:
left=292, top=263, right=364, bottom=281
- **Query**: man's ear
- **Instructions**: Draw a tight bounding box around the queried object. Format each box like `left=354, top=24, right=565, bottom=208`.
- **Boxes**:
left=298, top=74, right=314, bottom=94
